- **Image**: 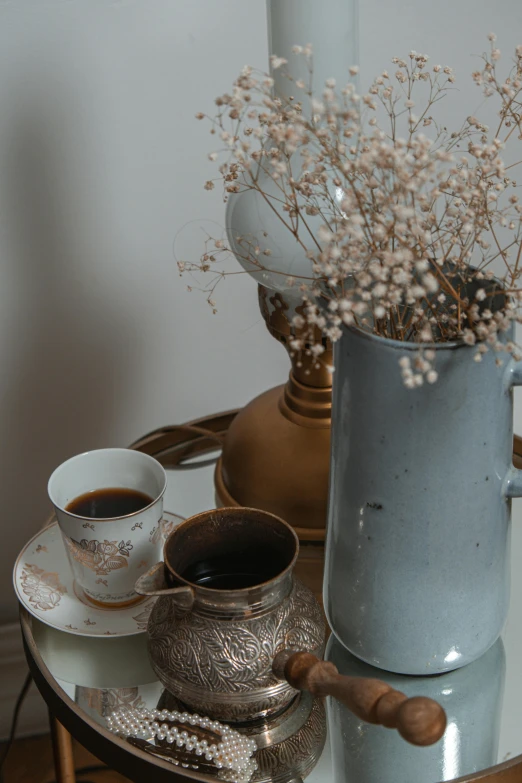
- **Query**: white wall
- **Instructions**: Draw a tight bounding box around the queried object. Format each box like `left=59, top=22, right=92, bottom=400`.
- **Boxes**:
left=2, top=0, right=522, bottom=623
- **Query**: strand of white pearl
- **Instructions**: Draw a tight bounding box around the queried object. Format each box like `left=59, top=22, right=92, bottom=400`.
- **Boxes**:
left=106, top=706, right=257, bottom=776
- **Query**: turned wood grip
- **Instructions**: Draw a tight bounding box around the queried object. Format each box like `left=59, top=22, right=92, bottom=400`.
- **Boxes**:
left=281, top=652, right=447, bottom=747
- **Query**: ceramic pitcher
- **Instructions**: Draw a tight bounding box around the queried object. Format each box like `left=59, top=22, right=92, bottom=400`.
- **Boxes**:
left=324, top=323, right=522, bottom=674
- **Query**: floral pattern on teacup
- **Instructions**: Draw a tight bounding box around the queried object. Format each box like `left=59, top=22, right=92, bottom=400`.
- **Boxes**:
left=161, top=518, right=177, bottom=541
left=65, top=537, right=133, bottom=576
left=20, top=563, right=67, bottom=611
left=148, top=522, right=162, bottom=545
left=149, top=515, right=180, bottom=545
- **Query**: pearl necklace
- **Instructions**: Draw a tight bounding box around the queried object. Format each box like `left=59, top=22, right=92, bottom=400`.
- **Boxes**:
left=106, top=706, right=257, bottom=782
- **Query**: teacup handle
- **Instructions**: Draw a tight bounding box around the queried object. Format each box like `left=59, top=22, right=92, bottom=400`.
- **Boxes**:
left=135, top=563, right=194, bottom=611
left=272, top=651, right=446, bottom=747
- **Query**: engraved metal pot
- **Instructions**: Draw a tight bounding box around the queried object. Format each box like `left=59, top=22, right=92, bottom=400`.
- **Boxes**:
left=135, top=507, right=326, bottom=723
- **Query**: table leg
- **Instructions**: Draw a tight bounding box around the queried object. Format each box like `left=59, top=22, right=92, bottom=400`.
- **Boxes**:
left=49, top=714, right=76, bottom=783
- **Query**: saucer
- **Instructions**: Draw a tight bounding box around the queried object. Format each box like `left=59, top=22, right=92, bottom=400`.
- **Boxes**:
left=14, top=511, right=183, bottom=638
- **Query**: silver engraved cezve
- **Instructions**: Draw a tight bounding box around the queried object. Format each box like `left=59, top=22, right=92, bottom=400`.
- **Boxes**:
left=147, top=579, right=325, bottom=722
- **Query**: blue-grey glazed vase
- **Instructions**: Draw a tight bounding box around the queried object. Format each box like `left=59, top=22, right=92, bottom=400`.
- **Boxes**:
left=326, top=634, right=505, bottom=783
left=324, top=323, right=522, bottom=674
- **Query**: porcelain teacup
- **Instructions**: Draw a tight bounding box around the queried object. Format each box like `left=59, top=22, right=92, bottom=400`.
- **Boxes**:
left=48, top=448, right=166, bottom=608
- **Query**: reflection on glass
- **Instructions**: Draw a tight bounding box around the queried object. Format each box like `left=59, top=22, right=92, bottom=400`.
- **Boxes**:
left=33, top=618, right=156, bottom=689
left=442, top=720, right=460, bottom=781
left=75, top=684, right=327, bottom=783
left=75, top=683, right=164, bottom=724
left=326, top=635, right=505, bottom=783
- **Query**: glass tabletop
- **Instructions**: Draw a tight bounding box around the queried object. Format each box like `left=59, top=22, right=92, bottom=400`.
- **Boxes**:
left=23, top=460, right=522, bottom=783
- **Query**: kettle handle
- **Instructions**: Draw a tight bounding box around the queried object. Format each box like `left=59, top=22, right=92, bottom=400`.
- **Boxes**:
left=135, top=562, right=194, bottom=610
left=273, top=651, right=446, bottom=747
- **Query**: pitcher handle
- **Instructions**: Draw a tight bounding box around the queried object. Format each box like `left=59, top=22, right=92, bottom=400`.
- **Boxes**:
left=272, top=651, right=446, bottom=747
left=509, top=357, right=522, bottom=387
left=504, top=466, right=522, bottom=498
left=135, top=562, right=194, bottom=610
left=505, top=359, right=522, bottom=497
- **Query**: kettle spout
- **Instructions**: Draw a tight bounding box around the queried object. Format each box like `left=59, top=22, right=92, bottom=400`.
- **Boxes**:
left=135, top=562, right=194, bottom=610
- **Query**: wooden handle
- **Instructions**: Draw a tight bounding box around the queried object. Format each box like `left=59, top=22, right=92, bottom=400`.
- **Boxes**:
left=275, top=652, right=447, bottom=747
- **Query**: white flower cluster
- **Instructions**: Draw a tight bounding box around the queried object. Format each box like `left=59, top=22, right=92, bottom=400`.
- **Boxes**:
left=182, top=38, right=522, bottom=384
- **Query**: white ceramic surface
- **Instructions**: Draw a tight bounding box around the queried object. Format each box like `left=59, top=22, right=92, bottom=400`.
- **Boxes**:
left=13, top=511, right=183, bottom=638
left=48, top=448, right=167, bottom=606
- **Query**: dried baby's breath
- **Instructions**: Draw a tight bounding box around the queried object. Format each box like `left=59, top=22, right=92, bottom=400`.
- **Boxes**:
left=180, top=39, right=522, bottom=383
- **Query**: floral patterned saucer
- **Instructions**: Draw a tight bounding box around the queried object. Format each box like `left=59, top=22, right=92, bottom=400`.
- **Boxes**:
left=13, top=511, right=183, bottom=638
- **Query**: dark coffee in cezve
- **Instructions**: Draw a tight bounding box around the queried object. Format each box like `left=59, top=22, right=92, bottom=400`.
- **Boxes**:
left=182, top=549, right=286, bottom=590
left=66, top=488, right=153, bottom=519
